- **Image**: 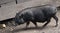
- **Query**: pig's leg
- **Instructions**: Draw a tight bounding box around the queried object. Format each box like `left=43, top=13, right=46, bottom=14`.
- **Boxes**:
left=53, top=15, right=58, bottom=27
left=42, top=18, right=51, bottom=27
left=32, top=22, right=38, bottom=27
left=26, top=22, right=30, bottom=28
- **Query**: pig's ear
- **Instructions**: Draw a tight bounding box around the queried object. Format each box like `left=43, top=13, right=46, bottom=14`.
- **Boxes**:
left=21, top=14, right=23, bottom=18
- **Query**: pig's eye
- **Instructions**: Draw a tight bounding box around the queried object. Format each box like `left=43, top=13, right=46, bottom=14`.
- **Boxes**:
left=19, top=14, right=23, bottom=18
left=21, top=14, right=23, bottom=17
left=19, top=16, right=22, bottom=18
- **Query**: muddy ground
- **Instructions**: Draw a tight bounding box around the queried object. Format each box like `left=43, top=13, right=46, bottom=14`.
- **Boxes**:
left=0, top=10, right=60, bottom=33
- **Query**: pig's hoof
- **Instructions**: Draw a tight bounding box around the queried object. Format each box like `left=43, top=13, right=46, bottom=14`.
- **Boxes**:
left=55, top=25, right=58, bottom=27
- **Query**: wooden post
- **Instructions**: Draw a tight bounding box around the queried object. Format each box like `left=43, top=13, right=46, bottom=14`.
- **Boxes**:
left=15, top=0, right=18, bottom=4
left=0, top=5, right=1, bottom=7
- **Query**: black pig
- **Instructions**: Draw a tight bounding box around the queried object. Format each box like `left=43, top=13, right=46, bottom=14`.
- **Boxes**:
left=15, top=5, right=58, bottom=28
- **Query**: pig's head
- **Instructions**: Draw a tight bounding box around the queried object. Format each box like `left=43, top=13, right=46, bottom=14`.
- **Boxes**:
left=14, top=13, right=25, bottom=26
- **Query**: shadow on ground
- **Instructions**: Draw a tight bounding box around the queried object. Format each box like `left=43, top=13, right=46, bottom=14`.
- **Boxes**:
left=12, top=25, right=56, bottom=33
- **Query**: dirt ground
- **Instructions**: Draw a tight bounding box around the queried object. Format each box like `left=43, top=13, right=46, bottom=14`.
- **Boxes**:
left=0, top=0, right=60, bottom=33
left=0, top=11, right=60, bottom=33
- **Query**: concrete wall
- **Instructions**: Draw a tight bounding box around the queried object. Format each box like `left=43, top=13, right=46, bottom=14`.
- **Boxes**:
left=0, top=0, right=31, bottom=4
left=0, top=0, right=60, bottom=21
left=0, top=0, right=32, bottom=6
